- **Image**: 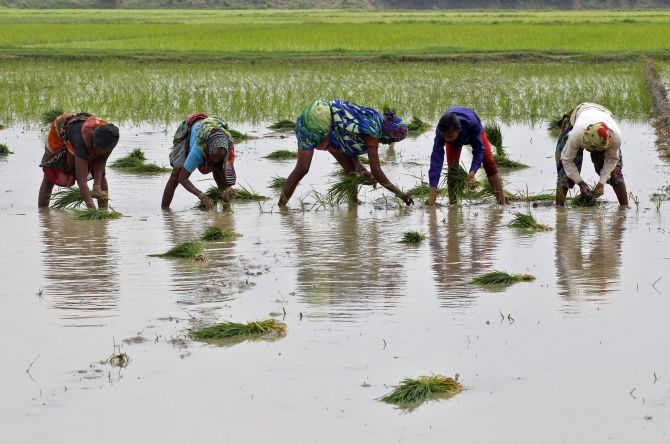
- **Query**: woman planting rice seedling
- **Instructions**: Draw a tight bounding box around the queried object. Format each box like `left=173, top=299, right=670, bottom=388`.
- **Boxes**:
left=161, top=114, right=237, bottom=210
left=426, top=107, right=506, bottom=206
left=279, top=99, right=413, bottom=206
left=38, top=112, right=119, bottom=209
left=555, top=103, right=628, bottom=206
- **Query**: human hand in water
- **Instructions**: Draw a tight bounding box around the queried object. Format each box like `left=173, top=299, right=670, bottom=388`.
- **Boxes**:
left=466, top=171, right=478, bottom=189
left=593, top=183, right=604, bottom=198
left=201, top=195, right=215, bottom=210
left=399, top=192, right=414, bottom=206
left=578, top=181, right=592, bottom=197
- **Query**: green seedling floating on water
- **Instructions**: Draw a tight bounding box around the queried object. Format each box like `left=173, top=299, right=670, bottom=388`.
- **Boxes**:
left=471, top=270, right=535, bottom=285
left=200, top=226, right=240, bottom=241
left=381, top=375, right=463, bottom=408
left=264, top=150, right=298, bottom=160
left=149, top=240, right=206, bottom=261
left=400, top=231, right=427, bottom=244
left=190, top=319, right=287, bottom=341
left=507, top=212, right=552, bottom=231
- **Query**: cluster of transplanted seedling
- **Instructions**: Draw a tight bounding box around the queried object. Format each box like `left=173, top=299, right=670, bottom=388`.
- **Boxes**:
left=110, top=148, right=170, bottom=174
left=0, top=143, right=13, bottom=155
left=196, top=185, right=268, bottom=211
left=49, top=187, right=122, bottom=219
left=400, top=231, right=427, bottom=244
left=151, top=225, right=240, bottom=261
left=381, top=374, right=463, bottom=410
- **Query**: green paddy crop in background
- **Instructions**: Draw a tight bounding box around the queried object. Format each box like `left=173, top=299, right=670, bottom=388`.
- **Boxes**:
left=0, top=10, right=670, bottom=59
left=0, top=60, right=651, bottom=125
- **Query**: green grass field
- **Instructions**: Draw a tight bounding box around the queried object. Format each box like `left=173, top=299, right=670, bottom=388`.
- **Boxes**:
left=1, top=9, right=670, bottom=59
left=0, top=59, right=650, bottom=124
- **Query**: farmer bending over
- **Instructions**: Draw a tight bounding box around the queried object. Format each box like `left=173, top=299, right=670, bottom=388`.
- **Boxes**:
left=426, top=107, right=505, bottom=205
left=555, top=102, right=628, bottom=206
left=279, top=99, right=413, bottom=206
left=38, top=112, right=119, bottom=209
left=162, top=114, right=236, bottom=209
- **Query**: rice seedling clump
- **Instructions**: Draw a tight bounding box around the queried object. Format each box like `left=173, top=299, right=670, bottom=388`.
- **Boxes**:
left=268, top=119, right=295, bottom=130
left=444, top=164, right=469, bottom=203
left=0, top=143, right=13, bottom=155
left=72, top=209, right=122, bottom=220
left=572, top=192, right=599, bottom=207
left=381, top=375, right=463, bottom=407
left=269, top=175, right=286, bottom=189
left=471, top=270, right=536, bottom=285
left=507, top=212, right=552, bottom=231
left=200, top=226, right=239, bottom=241
left=494, top=155, right=528, bottom=168
left=149, top=240, right=206, bottom=261
left=234, top=185, right=269, bottom=201
left=50, top=187, right=84, bottom=209
left=196, top=186, right=233, bottom=211
left=406, top=117, right=430, bottom=134
left=327, top=173, right=376, bottom=204
left=190, top=319, right=286, bottom=341
left=484, top=122, right=503, bottom=152
left=110, top=148, right=170, bottom=173
left=408, top=183, right=449, bottom=199
left=228, top=128, right=252, bottom=141
left=265, top=150, right=298, bottom=160
left=40, top=108, right=64, bottom=126
left=400, top=231, right=427, bottom=244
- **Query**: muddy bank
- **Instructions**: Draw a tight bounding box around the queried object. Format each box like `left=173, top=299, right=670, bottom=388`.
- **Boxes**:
left=645, top=59, right=670, bottom=159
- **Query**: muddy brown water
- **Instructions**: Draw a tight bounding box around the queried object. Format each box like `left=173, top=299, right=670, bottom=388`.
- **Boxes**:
left=1, top=121, right=669, bottom=443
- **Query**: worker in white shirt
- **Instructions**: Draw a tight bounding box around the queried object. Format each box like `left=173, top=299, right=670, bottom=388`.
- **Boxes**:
left=554, top=102, right=628, bottom=207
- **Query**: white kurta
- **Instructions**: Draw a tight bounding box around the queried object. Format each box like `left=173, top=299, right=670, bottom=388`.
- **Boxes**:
left=560, top=103, right=622, bottom=185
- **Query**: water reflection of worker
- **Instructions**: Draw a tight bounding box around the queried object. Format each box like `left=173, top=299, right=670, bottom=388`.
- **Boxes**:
left=425, top=107, right=505, bottom=205
left=283, top=208, right=405, bottom=312
left=427, top=207, right=503, bottom=301
left=554, top=208, right=625, bottom=299
left=279, top=99, right=413, bottom=206
left=555, top=102, right=628, bottom=206
left=39, top=210, right=119, bottom=315
left=161, top=114, right=236, bottom=210
left=38, top=112, right=120, bottom=209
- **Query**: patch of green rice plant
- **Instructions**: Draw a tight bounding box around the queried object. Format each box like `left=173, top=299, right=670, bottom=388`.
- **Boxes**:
left=234, top=184, right=269, bottom=201
left=269, top=175, right=286, bottom=189
left=149, top=240, right=205, bottom=261
left=110, top=154, right=143, bottom=169
left=110, top=148, right=170, bottom=173
left=40, top=108, right=63, bottom=126
left=572, top=192, right=599, bottom=207
left=407, top=183, right=448, bottom=198
left=507, top=212, right=552, bottom=231
left=406, top=116, right=430, bottom=134
left=400, top=231, right=427, bottom=244
left=196, top=186, right=232, bottom=211
left=268, top=119, right=295, bottom=130
left=327, top=173, right=376, bottom=204
left=125, top=163, right=171, bottom=174
left=548, top=116, right=566, bottom=131
left=494, top=154, right=528, bottom=168
left=72, top=208, right=122, bottom=220
left=228, top=128, right=252, bottom=141
left=0, top=143, right=13, bottom=155
left=200, top=226, right=239, bottom=241
left=444, top=163, right=469, bottom=203
left=484, top=122, right=503, bottom=154
left=381, top=375, right=463, bottom=407
left=471, top=270, right=536, bottom=285
left=190, top=319, right=286, bottom=341
left=50, top=187, right=84, bottom=209
left=265, top=150, right=298, bottom=160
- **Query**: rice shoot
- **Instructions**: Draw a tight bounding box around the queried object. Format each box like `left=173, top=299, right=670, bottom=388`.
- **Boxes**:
left=406, top=117, right=430, bottom=134
left=40, top=108, right=64, bottom=126
left=572, top=191, right=599, bottom=207
left=494, top=155, right=528, bottom=168
left=400, top=231, right=427, bottom=244
left=149, top=240, right=205, bottom=261
left=50, top=187, right=85, bottom=209
left=110, top=148, right=169, bottom=173
left=548, top=116, right=566, bottom=131
left=327, top=173, right=376, bottom=204
left=72, top=209, right=122, bottom=220
left=265, top=150, right=298, bottom=160
left=381, top=375, right=463, bottom=407
left=507, top=212, right=552, bottom=231
left=445, top=163, right=469, bottom=203
left=484, top=122, right=503, bottom=154
left=268, top=119, right=295, bottom=130
left=196, top=186, right=232, bottom=211
left=200, top=226, right=239, bottom=241
left=190, top=319, right=287, bottom=340
left=269, top=175, right=287, bottom=189
left=228, top=128, right=252, bottom=141
left=407, top=183, right=448, bottom=198
left=471, top=270, right=536, bottom=285
left=0, top=143, right=13, bottom=155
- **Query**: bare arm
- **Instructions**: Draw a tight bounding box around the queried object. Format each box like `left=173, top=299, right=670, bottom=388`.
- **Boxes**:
left=178, top=168, right=204, bottom=198
left=364, top=136, right=413, bottom=205
left=213, top=166, right=230, bottom=190
left=75, top=157, right=96, bottom=209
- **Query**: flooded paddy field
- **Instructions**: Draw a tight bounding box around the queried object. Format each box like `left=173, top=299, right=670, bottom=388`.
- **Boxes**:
left=1, top=61, right=670, bottom=443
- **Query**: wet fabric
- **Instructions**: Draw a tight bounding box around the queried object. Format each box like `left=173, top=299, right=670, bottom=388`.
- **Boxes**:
left=295, top=99, right=332, bottom=150
left=428, top=107, right=486, bottom=187
left=555, top=124, right=624, bottom=189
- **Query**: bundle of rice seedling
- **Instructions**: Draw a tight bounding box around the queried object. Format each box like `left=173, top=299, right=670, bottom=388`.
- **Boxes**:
left=110, top=155, right=143, bottom=169
left=149, top=240, right=205, bottom=261
left=444, top=163, right=469, bottom=203
left=196, top=186, right=232, bottom=211
left=471, top=270, right=535, bottom=285
left=50, top=187, right=85, bottom=209
left=507, top=191, right=555, bottom=203
left=507, top=212, right=552, bottom=231
left=484, top=122, right=503, bottom=154
left=381, top=375, right=462, bottom=407
left=494, top=155, right=528, bottom=168
left=268, top=119, right=295, bottom=130
left=40, top=108, right=64, bottom=126
left=406, top=117, right=431, bottom=134
left=327, top=173, right=376, bottom=204
left=228, top=128, right=252, bottom=141
left=572, top=192, right=599, bottom=207
left=400, top=231, right=427, bottom=244
left=190, top=319, right=286, bottom=340
left=407, top=183, right=448, bottom=198
left=0, top=143, right=13, bottom=155
left=264, top=150, right=298, bottom=160
left=200, top=226, right=240, bottom=241
left=72, top=209, right=122, bottom=220
left=126, top=163, right=171, bottom=173
left=234, top=185, right=269, bottom=201
left=548, top=116, right=566, bottom=131
left=110, top=148, right=169, bottom=173
left=269, top=175, right=287, bottom=189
